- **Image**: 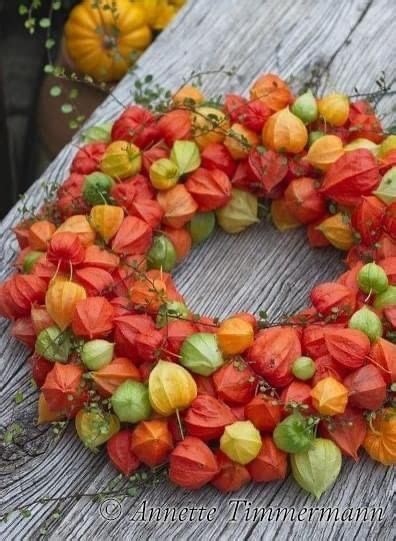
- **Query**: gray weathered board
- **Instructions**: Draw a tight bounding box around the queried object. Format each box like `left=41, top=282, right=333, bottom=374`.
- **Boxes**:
left=0, top=0, right=395, bottom=539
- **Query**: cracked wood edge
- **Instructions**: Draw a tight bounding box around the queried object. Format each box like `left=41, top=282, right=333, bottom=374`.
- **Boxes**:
left=0, top=0, right=394, bottom=539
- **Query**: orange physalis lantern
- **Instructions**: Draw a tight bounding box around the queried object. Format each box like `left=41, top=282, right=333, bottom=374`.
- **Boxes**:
left=213, top=361, right=256, bottom=405
left=363, top=408, right=396, bottom=466
left=72, top=296, right=114, bottom=339
left=284, top=177, right=326, bottom=224
left=217, top=317, right=254, bottom=355
left=318, top=93, right=350, bottom=127
left=0, top=274, right=47, bottom=319
left=310, top=282, right=356, bottom=319
left=370, top=338, right=396, bottom=383
left=311, top=376, right=348, bottom=416
left=244, top=394, right=282, bottom=432
left=91, top=357, right=141, bottom=396
left=28, top=220, right=56, bottom=250
left=41, top=362, right=86, bottom=415
left=111, top=216, right=153, bottom=255
left=320, top=407, right=367, bottom=461
left=130, top=277, right=167, bottom=312
left=162, top=226, right=192, bottom=262
left=55, top=215, right=95, bottom=246
left=250, top=73, right=293, bottom=112
left=343, top=364, right=387, bottom=411
left=192, top=106, right=230, bottom=149
left=130, top=419, right=173, bottom=467
left=324, top=328, right=370, bottom=370
left=224, top=123, right=259, bottom=160
left=157, top=184, right=198, bottom=228
left=262, top=107, right=308, bottom=154
left=45, top=280, right=86, bottom=330
left=169, top=436, right=219, bottom=489
left=83, top=245, right=120, bottom=271
left=173, top=84, right=204, bottom=106
left=38, top=392, right=65, bottom=424
left=90, top=205, right=124, bottom=243
left=271, top=197, right=302, bottom=232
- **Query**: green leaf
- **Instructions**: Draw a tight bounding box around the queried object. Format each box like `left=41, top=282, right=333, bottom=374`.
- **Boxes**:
left=45, top=38, right=55, bottom=49
left=61, top=103, right=73, bottom=114
left=50, top=85, right=62, bottom=97
left=39, top=18, right=51, bottom=28
left=14, top=390, right=24, bottom=404
left=44, top=64, right=54, bottom=74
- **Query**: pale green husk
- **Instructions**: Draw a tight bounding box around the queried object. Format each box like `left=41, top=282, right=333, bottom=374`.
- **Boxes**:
left=180, top=332, right=224, bottom=376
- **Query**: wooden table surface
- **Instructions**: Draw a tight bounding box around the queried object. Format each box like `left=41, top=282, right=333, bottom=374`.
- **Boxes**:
left=1, top=0, right=395, bottom=539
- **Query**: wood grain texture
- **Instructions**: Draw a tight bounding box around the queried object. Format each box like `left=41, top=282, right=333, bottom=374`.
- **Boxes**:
left=1, top=0, right=395, bottom=539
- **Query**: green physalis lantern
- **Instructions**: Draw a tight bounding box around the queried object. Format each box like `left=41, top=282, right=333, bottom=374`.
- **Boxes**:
left=291, top=438, right=342, bottom=499
left=111, top=380, right=152, bottom=423
left=180, top=332, right=224, bottom=376
left=147, top=235, right=177, bottom=272
left=273, top=412, right=315, bottom=453
left=35, top=326, right=71, bottom=363
left=83, top=172, right=114, bottom=205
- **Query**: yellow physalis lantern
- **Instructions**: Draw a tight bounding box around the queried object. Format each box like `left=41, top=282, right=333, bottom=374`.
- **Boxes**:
left=173, top=84, right=204, bottom=106
left=311, top=376, right=348, bottom=416
left=100, top=141, right=142, bottom=179
left=305, top=135, right=344, bottom=171
left=316, top=213, right=354, bottom=251
left=217, top=317, right=254, bottom=355
left=90, top=205, right=125, bottom=243
left=220, top=420, right=262, bottom=465
left=318, top=93, right=350, bottom=127
left=262, top=107, right=308, bottom=154
left=224, top=123, right=260, bottom=160
left=148, top=360, right=197, bottom=415
left=192, top=106, right=230, bottom=149
left=344, top=138, right=379, bottom=156
left=45, top=280, right=86, bottom=330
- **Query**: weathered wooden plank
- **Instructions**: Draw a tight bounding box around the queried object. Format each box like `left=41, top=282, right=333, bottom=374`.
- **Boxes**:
left=1, top=0, right=395, bottom=539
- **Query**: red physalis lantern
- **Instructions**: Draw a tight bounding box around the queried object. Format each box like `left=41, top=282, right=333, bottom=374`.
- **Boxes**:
left=248, top=327, right=301, bottom=387
left=91, top=357, right=141, bottom=396
left=321, top=149, right=380, bottom=206
left=351, top=195, right=386, bottom=245
left=247, top=435, right=288, bottom=482
left=319, top=407, right=367, bottom=461
left=70, top=143, right=106, bottom=175
left=184, top=395, right=236, bottom=440
left=312, top=354, right=345, bottom=386
left=10, top=316, right=36, bottom=347
left=343, top=364, right=387, bottom=410
left=244, top=394, right=281, bottom=431
left=41, top=363, right=86, bottom=416
left=0, top=274, right=47, bottom=319
left=113, top=314, right=155, bottom=358
left=310, top=282, right=356, bottom=320
left=201, top=143, right=236, bottom=178
left=75, top=267, right=114, bottom=296
left=157, top=109, right=191, bottom=146
left=164, top=320, right=197, bottom=355
left=47, top=232, right=85, bottom=271
left=111, top=106, right=160, bottom=149
left=248, top=147, right=288, bottom=197
left=212, top=450, right=251, bottom=492
left=112, top=216, right=153, bottom=255
left=284, top=177, right=326, bottom=224
left=28, top=354, right=53, bottom=388
left=212, top=360, right=256, bottom=405
left=169, top=436, right=218, bottom=490
left=370, top=338, right=396, bottom=383
left=107, top=429, right=140, bottom=476
left=324, top=328, right=370, bottom=370
left=185, top=168, right=232, bottom=211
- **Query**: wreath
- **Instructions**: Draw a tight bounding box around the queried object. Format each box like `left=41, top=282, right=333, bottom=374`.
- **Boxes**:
left=1, top=72, right=395, bottom=502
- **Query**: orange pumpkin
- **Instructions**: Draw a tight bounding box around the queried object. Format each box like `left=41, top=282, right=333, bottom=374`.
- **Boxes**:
left=217, top=317, right=254, bottom=355
left=262, top=108, right=308, bottom=154
left=55, top=215, right=95, bottom=246
left=64, top=0, right=152, bottom=82
left=305, top=134, right=344, bottom=171
left=157, top=185, right=198, bottom=228
left=90, top=205, right=124, bottom=243
left=363, top=408, right=396, bottom=465
left=250, top=73, right=293, bottom=111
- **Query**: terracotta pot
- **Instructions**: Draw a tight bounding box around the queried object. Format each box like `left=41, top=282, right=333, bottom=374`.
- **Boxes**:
left=37, top=39, right=109, bottom=159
